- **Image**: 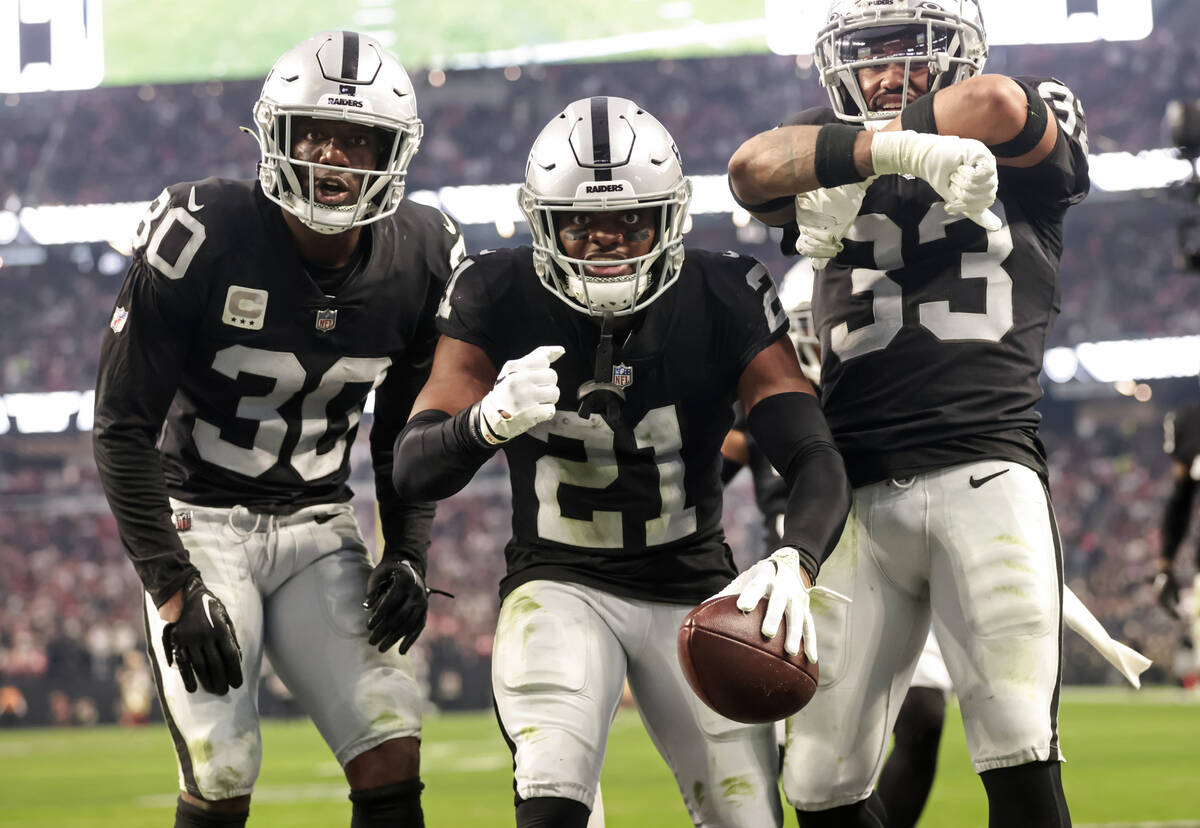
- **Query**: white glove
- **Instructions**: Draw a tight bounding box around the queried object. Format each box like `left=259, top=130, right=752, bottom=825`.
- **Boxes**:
left=476, top=345, right=564, bottom=445
left=793, top=177, right=877, bottom=268
left=870, top=130, right=1002, bottom=232
left=715, top=547, right=850, bottom=662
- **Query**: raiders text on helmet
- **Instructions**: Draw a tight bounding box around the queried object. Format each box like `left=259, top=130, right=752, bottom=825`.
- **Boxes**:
left=250, top=31, right=423, bottom=233
left=815, top=0, right=987, bottom=124
left=518, top=97, right=693, bottom=316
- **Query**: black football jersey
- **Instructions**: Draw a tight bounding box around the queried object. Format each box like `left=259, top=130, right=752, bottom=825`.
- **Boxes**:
left=437, top=246, right=788, bottom=603
left=94, top=178, right=462, bottom=601
left=1165, top=403, right=1200, bottom=467
left=783, top=77, right=1090, bottom=486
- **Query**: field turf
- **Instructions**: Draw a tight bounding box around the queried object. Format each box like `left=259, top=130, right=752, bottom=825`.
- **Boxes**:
left=1, top=687, right=1197, bottom=827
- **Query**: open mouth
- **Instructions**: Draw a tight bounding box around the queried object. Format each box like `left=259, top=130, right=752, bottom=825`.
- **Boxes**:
left=314, top=177, right=355, bottom=206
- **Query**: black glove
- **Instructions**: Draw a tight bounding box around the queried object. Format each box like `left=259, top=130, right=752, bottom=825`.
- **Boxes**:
left=1154, top=568, right=1181, bottom=619
left=162, top=574, right=244, bottom=695
left=364, top=558, right=451, bottom=654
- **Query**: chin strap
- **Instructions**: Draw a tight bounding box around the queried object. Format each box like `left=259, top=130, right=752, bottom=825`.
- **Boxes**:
left=577, top=311, right=626, bottom=422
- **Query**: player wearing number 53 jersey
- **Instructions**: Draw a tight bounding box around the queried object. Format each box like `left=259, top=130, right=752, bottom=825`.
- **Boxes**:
left=728, top=1, right=1089, bottom=825
left=394, top=97, right=851, bottom=828
left=93, top=32, right=462, bottom=828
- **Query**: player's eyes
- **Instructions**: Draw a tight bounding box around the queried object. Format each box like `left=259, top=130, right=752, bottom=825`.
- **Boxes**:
left=621, top=213, right=641, bottom=225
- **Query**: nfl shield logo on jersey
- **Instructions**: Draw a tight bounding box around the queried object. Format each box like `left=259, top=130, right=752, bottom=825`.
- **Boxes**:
left=109, top=306, right=129, bottom=334
left=315, top=309, right=338, bottom=332
left=613, top=363, right=633, bottom=388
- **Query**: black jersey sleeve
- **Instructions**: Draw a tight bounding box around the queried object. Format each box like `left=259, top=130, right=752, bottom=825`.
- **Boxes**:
left=92, top=184, right=214, bottom=607
left=370, top=207, right=464, bottom=572
left=434, top=249, right=518, bottom=357
left=704, top=251, right=790, bottom=377
left=999, top=76, right=1090, bottom=209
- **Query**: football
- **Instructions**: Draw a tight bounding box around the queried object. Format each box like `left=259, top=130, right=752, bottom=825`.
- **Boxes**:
left=677, top=595, right=818, bottom=724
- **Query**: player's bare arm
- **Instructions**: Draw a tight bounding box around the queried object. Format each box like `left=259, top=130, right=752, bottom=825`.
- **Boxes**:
left=408, top=334, right=497, bottom=417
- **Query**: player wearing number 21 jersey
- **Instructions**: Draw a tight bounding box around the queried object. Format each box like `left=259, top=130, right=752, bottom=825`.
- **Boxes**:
left=727, top=0, right=1089, bottom=824
left=394, top=97, right=850, bottom=828
left=93, top=31, right=462, bottom=827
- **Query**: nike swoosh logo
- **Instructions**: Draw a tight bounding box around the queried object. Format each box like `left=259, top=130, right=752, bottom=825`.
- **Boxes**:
left=188, top=186, right=203, bottom=212
left=440, top=211, right=456, bottom=235
left=969, top=469, right=1010, bottom=488
left=201, top=593, right=217, bottom=627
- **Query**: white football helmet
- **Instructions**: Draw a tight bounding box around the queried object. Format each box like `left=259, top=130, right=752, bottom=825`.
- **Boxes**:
left=779, top=259, right=822, bottom=385
left=815, top=0, right=987, bottom=124
left=518, top=97, right=693, bottom=317
left=250, top=31, right=423, bottom=234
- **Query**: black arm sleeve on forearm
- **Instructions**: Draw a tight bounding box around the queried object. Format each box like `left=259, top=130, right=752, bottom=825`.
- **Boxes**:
left=393, top=407, right=497, bottom=502
left=745, top=391, right=852, bottom=582
left=1161, top=476, right=1197, bottom=564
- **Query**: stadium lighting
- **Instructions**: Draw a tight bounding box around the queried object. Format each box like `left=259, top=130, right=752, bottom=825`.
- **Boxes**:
left=13, top=147, right=1194, bottom=249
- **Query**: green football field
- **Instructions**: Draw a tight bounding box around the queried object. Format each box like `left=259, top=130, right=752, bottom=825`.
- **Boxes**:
left=1, top=687, right=1197, bottom=827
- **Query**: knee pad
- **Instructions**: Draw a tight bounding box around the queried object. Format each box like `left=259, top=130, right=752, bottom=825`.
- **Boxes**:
left=349, top=779, right=424, bottom=828
left=174, top=798, right=248, bottom=828
left=516, top=796, right=591, bottom=828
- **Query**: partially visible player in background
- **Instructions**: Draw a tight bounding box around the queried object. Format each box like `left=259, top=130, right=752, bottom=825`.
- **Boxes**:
left=93, top=31, right=462, bottom=828
left=393, top=96, right=851, bottom=828
left=721, top=258, right=952, bottom=828
left=727, top=0, right=1091, bottom=824
left=1156, top=399, right=1200, bottom=688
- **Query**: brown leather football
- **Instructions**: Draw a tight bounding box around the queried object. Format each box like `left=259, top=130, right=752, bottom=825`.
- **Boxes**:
left=677, top=594, right=818, bottom=724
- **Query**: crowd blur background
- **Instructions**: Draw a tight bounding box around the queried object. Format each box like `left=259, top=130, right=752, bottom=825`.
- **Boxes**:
left=2, top=0, right=1200, bottom=727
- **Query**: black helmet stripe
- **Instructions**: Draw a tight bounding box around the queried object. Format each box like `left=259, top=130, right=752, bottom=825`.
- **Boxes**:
left=590, top=96, right=613, bottom=181
left=341, top=31, right=360, bottom=82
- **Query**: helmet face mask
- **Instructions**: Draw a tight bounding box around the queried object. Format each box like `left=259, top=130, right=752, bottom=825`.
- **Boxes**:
left=815, top=0, right=987, bottom=124
left=519, top=97, right=692, bottom=317
left=251, top=31, right=423, bottom=234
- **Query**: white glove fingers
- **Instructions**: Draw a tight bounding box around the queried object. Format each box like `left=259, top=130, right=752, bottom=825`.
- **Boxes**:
left=802, top=606, right=819, bottom=663
left=783, top=595, right=804, bottom=656
left=761, top=584, right=788, bottom=641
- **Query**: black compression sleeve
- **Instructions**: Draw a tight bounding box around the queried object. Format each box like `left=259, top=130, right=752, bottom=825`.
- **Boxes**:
left=987, top=78, right=1048, bottom=158
left=745, top=392, right=851, bottom=582
left=393, top=408, right=496, bottom=502
left=1161, top=475, right=1197, bottom=563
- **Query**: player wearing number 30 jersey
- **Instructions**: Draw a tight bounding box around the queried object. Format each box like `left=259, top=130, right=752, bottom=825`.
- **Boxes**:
left=727, top=1, right=1089, bottom=825
left=393, top=97, right=850, bottom=828
left=93, top=31, right=461, bottom=827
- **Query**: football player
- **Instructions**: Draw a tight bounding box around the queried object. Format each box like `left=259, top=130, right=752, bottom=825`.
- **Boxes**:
left=93, top=32, right=463, bottom=828
left=726, top=1, right=1090, bottom=825
left=1156, top=401, right=1200, bottom=653
left=721, top=260, right=952, bottom=828
left=392, top=97, right=851, bottom=828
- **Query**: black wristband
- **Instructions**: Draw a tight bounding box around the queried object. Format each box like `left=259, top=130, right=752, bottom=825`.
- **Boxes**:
left=813, top=123, right=866, bottom=188
left=727, top=175, right=794, bottom=214
left=900, top=92, right=939, bottom=134
left=988, top=78, right=1048, bottom=158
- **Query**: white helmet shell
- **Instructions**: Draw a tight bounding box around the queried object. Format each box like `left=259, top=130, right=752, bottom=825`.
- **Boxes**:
left=518, top=97, right=692, bottom=316
left=815, top=0, right=987, bottom=124
left=251, top=31, right=423, bottom=234
left=779, top=258, right=822, bottom=384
